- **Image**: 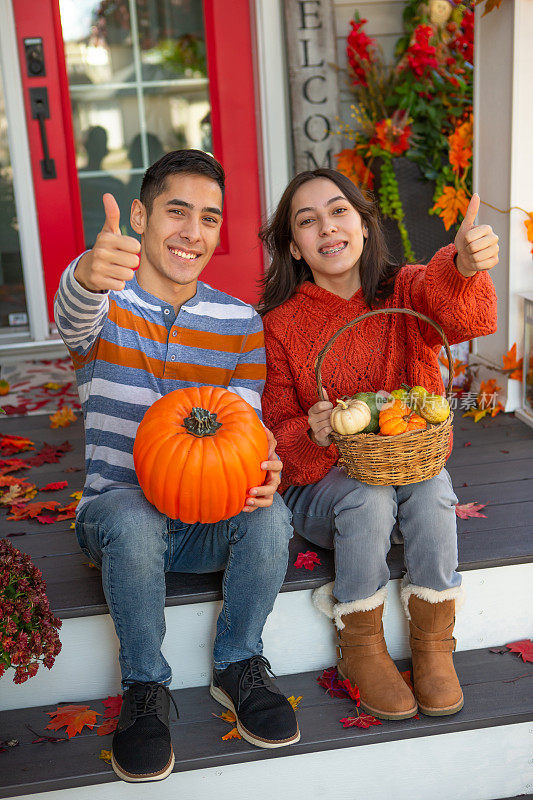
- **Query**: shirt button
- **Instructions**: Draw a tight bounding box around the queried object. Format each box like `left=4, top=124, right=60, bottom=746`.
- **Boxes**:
left=170, top=354, right=176, bottom=361
left=172, top=330, right=177, bottom=337
left=164, top=308, right=171, bottom=315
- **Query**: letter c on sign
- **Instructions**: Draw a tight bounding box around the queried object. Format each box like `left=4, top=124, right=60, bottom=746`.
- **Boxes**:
left=303, top=75, right=327, bottom=104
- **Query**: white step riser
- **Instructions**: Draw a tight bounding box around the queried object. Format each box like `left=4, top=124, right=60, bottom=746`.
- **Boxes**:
left=11, top=722, right=533, bottom=800
left=2, top=563, right=532, bottom=711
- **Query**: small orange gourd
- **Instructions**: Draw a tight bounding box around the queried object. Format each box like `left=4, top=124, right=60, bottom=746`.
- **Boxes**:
left=379, top=400, right=427, bottom=436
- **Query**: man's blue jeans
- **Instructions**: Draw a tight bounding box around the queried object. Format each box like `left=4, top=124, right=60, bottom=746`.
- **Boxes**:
left=284, top=467, right=461, bottom=603
left=75, top=489, right=293, bottom=688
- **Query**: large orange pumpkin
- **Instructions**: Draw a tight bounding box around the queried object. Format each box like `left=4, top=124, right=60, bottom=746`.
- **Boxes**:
left=133, top=386, right=269, bottom=523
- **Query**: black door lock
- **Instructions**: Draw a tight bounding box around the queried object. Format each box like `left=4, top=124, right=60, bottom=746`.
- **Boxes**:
left=23, top=37, right=46, bottom=78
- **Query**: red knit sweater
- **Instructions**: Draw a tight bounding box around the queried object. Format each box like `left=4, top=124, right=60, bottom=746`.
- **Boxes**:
left=262, top=244, right=498, bottom=493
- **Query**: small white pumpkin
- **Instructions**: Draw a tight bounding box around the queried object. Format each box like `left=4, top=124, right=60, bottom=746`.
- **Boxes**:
left=330, top=398, right=371, bottom=435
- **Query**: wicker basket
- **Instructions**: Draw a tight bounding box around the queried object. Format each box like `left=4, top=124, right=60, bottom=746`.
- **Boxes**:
left=314, top=308, right=454, bottom=486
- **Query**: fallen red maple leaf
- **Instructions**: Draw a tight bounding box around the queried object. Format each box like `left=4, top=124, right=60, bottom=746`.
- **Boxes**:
left=339, top=678, right=360, bottom=705
left=46, top=704, right=101, bottom=738
left=505, top=640, right=533, bottom=663
left=294, top=550, right=321, bottom=570
left=96, top=717, right=118, bottom=736
left=7, top=500, right=60, bottom=521
left=340, top=714, right=382, bottom=729
left=455, top=502, right=487, bottom=520
left=102, top=695, right=123, bottom=719
left=26, top=442, right=72, bottom=467
left=0, top=458, right=30, bottom=474
left=0, top=434, right=35, bottom=456
left=41, top=481, right=68, bottom=492
left=317, top=667, right=350, bottom=698
left=36, top=515, right=60, bottom=524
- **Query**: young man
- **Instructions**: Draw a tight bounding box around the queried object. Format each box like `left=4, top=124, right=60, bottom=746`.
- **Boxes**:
left=55, top=150, right=299, bottom=783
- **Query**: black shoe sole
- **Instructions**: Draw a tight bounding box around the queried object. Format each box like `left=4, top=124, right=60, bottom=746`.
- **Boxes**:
left=210, top=683, right=300, bottom=749
left=111, top=749, right=175, bottom=782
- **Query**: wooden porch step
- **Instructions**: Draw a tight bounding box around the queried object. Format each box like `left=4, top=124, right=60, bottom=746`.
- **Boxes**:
left=0, top=647, right=532, bottom=800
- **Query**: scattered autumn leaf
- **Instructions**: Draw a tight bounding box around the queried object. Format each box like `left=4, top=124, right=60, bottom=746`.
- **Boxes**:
left=221, top=727, right=242, bottom=741
left=294, top=551, right=321, bottom=570
left=7, top=500, right=60, bottom=521
left=339, top=679, right=360, bottom=705
left=27, top=442, right=72, bottom=467
left=102, top=695, right=123, bottom=718
left=97, top=718, right=118, bottom=736
left=505, top=640, right=533, bottom=663
left=0, top=458, right=29, bottom=474
left=42, top=382, right=63, bottom=391
left=40, top=481, right=68, bottom=492
left=340, top=714, right=382, bottom=729
left=0, top=484, right=37, bottom=505
left=70, top=490, right=83, bottom=500
left=317, top=667, right=354, bottom=699
left=213, top=709, right=237, bottom=724
left=36, top=515, right=59, bottom=524
left=287, top=695, right=302, bottom=711
left=99, top=749, right=112, bottom=764
left=455, top=502, right=487, bottom=520
left=0, top=434, right=35, bottom=456
left=46, top=704, right=101, bottom=738
left=50, top=406, right=77, bottom=429
left=502, top=343, right=523, bottom=380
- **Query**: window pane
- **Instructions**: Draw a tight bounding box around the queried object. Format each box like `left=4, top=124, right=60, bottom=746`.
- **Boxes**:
left=60, top=0, right=135, bottom=85
left=137, top=0, right=208, bottom=82
left=0, top=60, right=27, bottom=331
left=143, top=84, right=211, bottom=155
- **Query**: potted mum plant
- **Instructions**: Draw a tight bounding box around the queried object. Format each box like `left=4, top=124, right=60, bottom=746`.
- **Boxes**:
left=0, top=538, right=62, bottom=684
left=335, top=0, right=474, bottom=263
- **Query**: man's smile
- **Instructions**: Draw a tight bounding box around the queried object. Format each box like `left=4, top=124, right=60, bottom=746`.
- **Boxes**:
left=167, top=245, right=202, bottom=261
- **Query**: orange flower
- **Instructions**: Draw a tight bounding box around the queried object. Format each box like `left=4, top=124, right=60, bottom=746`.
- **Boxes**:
left=335, top=149, right=374, bottom=190
left=372, top=118, right=412, bottom=156
left=432, top=186, right=470, bottom=230
left=448, top=116, right=473, bottom=175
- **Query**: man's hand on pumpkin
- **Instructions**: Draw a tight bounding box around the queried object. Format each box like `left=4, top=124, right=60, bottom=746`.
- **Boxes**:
left=243, top=427, right=282, bottom=512
left=454, top=193, right=499, bottom=278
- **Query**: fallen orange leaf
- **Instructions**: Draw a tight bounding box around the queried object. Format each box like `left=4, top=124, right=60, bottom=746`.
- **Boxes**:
left=99, top=749, right=112, bottom=764
left=97, top=717, right=118, bottom=736
left=221, top=727, right=242, bottom=741
left=46, top=704, right=101, bottom=738
left=502, top=343, right=523, bottom=380
left=50, top=406, right=77, bottom=429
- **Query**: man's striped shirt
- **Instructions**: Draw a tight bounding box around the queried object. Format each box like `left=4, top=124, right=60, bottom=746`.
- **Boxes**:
left=54, top=259, right=266, bottom=513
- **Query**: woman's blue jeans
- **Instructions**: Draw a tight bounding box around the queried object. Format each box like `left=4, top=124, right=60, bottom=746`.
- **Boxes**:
left=75, top=489, right=293, bottom=688
left=284, top=467, right=461, bottom=603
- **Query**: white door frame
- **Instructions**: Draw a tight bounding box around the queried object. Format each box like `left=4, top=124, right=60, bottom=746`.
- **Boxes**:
left=0, top=0, right=54, bottom=351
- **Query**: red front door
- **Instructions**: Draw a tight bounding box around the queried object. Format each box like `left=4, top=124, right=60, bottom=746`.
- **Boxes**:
left=13, top=0, right=263, bottom=324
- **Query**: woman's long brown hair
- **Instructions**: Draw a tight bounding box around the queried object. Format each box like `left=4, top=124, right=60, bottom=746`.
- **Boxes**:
left=257, top=168, right=403, bottom=316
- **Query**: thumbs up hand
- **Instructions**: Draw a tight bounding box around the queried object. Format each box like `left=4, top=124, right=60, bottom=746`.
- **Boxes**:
left=454, top=193, right=499, bottom=278
left=74, top=193, right=141, bottom=293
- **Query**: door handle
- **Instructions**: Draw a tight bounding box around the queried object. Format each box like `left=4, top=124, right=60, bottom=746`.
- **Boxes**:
left=29, top=87, right=56, bottom=179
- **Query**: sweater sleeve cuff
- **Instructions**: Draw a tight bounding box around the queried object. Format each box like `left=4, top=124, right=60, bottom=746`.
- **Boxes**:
left=296, top=428, right=338, bottom=464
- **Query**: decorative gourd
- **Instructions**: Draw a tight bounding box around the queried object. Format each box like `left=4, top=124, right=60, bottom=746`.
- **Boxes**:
left=418, top=393, right=451, bottom=424
left=379, top=400, right=427, bottom=436
left=330, top=398, right=371, bottom=435
left=408, top=385, right=429, bottom=412
left=353, top=392, right=380, bottom=433
left=133, top=386, right=269, bottom=523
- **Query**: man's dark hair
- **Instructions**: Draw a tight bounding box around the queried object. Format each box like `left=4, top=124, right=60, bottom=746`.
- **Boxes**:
left=140, top=149, right=225, bottom=215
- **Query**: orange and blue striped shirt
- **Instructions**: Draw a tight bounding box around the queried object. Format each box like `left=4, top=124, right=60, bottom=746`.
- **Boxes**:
left=54, top=259, right=266, bottom=512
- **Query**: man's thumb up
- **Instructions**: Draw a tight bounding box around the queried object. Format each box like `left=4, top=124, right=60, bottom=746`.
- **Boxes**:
left=102, top=193, right=121, bottom=235
left=454, top=193, right=499, bottom=277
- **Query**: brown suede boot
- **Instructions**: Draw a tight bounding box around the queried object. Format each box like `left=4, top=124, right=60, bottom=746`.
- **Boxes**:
left=335, top=594, right=417, bottom=721
left=406, top=591, right=464, bottom=717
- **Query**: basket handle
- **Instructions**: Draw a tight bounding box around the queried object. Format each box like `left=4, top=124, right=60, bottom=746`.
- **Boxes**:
left=314, top=308, right=454, bottom=403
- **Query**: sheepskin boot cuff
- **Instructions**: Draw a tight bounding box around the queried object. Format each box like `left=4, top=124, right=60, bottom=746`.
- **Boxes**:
left=312, top=582, right=388, bottom=631
left=400, top=578, right=465, bottom=621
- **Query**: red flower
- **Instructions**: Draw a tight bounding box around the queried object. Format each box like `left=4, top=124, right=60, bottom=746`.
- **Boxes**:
left=347, top=17, right=374, bottom=86
left=371, top=118, right=412, bottom=156
left=403, top=24, right=438, bottom=78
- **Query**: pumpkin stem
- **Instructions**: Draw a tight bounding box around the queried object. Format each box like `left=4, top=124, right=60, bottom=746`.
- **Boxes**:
left=336, top=399, right=350, bottom=409
left=401, top=382, right=412, bottom=392
left=183, top=407, right=222, bottom=437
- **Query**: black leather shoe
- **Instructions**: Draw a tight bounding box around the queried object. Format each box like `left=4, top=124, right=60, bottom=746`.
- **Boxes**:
left=210, top=655, right=300, bottom=748
left=111, top=682, right=178, bottom=782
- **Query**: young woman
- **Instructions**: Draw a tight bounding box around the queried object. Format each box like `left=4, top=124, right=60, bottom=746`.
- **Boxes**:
left=259, top=168, right=498, bottom=720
